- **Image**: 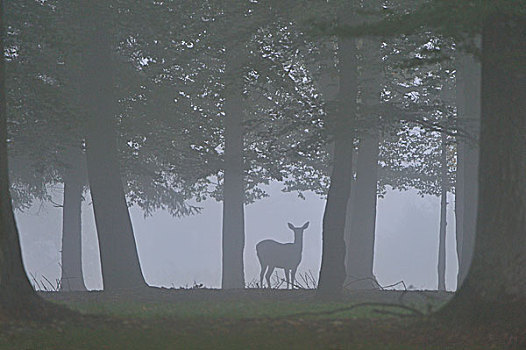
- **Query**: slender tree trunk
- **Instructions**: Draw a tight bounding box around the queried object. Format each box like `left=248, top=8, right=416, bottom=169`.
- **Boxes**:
left=442, top=14, right=526, bottom=321
left=221, top=54, right=245, bottom=289
left=60, top=146, right=87, bottom=291
left=0, top=0, right=45, bottom=316
left=345, top=129, right=379, bottom=289
left=318, top=30, right=357, bottom=296
left=437, top=132, right=447, bottom=291
left=81, top=3, right=147, bottom=290
left=454, top=46, right=480, bottom=289
left=454, top=133, right=465, bottom=290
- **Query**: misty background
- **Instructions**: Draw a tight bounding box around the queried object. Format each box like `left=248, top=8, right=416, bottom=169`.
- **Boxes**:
left=1, top=0, right=524, bottom=348
left=17, top=183, right=458, bottom=291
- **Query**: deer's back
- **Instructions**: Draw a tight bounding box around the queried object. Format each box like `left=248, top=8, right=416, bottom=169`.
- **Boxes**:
left=256, top=240, right=301, bottom=268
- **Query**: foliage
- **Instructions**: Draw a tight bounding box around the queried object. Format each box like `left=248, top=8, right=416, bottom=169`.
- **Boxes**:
left=6, top=0, right=471, bottom=212
left=5, top=0, right=335, bottom=213
left=377, top=31, right=457, bottom=197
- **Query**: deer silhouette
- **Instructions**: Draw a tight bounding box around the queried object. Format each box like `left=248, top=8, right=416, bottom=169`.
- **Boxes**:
left=256, top=222, right=309, bottom=289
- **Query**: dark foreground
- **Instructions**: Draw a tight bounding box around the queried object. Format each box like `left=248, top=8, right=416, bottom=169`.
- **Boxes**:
left=0, top=288, right=523, bottom=349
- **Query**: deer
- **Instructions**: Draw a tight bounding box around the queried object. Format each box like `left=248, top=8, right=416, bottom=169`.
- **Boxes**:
left=256, top=222, right=309, bottom=289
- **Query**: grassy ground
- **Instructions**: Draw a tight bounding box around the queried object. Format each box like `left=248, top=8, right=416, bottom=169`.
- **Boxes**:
left=0, top=289, right=522, bottom=349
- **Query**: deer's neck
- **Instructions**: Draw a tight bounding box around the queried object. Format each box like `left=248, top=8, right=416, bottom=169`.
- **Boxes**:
left=293, top=233, right=303, bottom=252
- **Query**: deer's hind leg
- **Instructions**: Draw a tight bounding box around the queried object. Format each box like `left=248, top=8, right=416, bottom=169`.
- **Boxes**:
left=259, top=264, right=268, bottom=288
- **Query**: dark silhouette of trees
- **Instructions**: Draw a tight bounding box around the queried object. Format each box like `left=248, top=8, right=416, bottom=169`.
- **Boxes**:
left=345, top=127, right=380, bottom=290
left=454, top=47, right=480, bottom=288
left=8, top=1, right=524, bottom=311
left=221, top=51, right=247, bottom=289
left=0, top=0, right=50, bottom=317
left=328, top=0, right=525, bottom=317
left=59, top=145, right=87, bottom=291
left=387, top=0, right=526, bottom=315
left=448, top=9, right=526, bottom=317
left=79, top=2, right=148, bottom=290
left=376, top=30, right=457, bottom=292
left=5, top=0, right=90, bottom=291
left=437, top=131, right=448, bottom=291
left=343, top=2, right=384, bottom=289
left=313, top=0, right=460, bottom=294
left=8, top=0, right=333, bottom=291
left=186, top=2, right=331, bottom=288
left=6, top=1, right=217, bottom=290
left=317, top=3, right=358, bottom=295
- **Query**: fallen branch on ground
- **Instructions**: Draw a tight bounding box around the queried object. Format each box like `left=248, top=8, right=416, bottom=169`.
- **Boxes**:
left=273, top=302, right=424, bottom=319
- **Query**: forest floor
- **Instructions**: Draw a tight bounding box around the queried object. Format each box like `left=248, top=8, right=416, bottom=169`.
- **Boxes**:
left=0, top=288, right=524, bottom=349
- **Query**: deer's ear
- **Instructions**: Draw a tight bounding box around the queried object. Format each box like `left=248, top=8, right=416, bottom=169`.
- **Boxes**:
left=288, top=223, right=294, bottom=230
left=302, top=222, right=310, bottom=229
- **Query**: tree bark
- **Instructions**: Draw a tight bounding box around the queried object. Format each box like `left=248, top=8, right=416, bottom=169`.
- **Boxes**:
left=454, top=46, right=480, bottom=289
left=221, top=54, right=246, bottom=289
left=0, top=0, right=46, bottom=317
left=437, top=132, right=447, bottom=291
left=344, top=29, right=383, bottom=290
left=318, top=134, right=354, bottom=296
left=318, top=31, right=357, bottom=296
left=81, top=3, right=147, bottom=290
left=60, top=146, right=87, bottom=291
left=345, top=129, right=379, bottom=289
left=454, top=131, right=465, bottom=290
left=443, top=13, right=526, bottom=321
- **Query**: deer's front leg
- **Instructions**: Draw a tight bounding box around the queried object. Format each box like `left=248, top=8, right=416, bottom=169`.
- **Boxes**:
left=291, top=268, right=297, bottom=289
left=285, top=268, right=290, bottom=289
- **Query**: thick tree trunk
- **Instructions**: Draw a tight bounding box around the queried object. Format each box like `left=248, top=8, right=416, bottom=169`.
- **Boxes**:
left=0, top=0, right=45, bottom=317
left=343, top=7, right=382, bottom=290
left=60, top=146, right=87, bottom=291
left=437, top=132, right=447, bottom=291
left=318, top=32, right=357, bottom=296
left=443, top=14, right=526, bottom=321
left=345, top=129, right=379, bottom=289
left=318, top=134, right=354, bottom=296
left=454, top=47, right=480, bottom=289
left=221, top=55, right=246, bottom=289
left=81, top=3, right=147, bottom=290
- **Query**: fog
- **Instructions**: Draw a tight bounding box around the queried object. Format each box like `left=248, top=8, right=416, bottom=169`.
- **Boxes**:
left=2, top=0, right=524, bottom=348
left=17, top=183, right=458, bottom=291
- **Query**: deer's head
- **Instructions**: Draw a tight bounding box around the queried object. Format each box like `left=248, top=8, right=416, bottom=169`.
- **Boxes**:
left=288, top=222, right=309, bottom=235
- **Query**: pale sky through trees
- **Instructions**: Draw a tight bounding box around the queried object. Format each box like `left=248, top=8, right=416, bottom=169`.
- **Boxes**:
left=17, top=183, right=458, bottom=291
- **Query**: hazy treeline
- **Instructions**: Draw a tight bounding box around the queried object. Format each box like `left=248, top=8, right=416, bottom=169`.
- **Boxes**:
left=0, top=0, right=524, bottom=320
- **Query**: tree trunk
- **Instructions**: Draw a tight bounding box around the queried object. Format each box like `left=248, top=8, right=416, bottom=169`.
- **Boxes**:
left=345, top=129, right=379, bottom=289
left=437, top=132, right=447, bottom=291
left=81, top=3, right=147, bottom=291
left=344, top=27, right=383, bottom=290
left=318, top=134, right=354, bottom=296
left=221, top=54, right=246, bottom=289
left=0, top=0, right=45, bottom=317
left=454, top=133, right=465, bottom=290
left=317, top=31, right=357, bottom=296
left=454, top=46, right=480, bottom=289
left=60, top=146, right=87, bottom=291
left=443, top=13, right=526, bottom=321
